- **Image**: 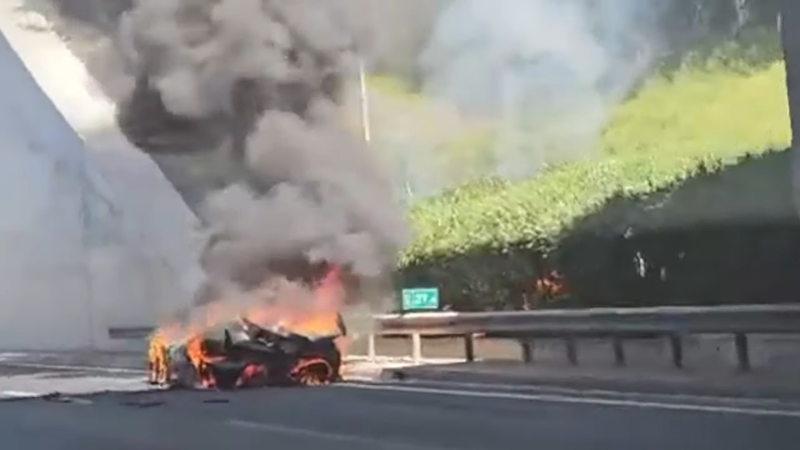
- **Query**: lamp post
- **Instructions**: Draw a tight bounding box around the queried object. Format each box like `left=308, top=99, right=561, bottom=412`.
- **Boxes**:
left=357, top=57, right=414, bottom=202
left=358, top=57, right=371, bottom=144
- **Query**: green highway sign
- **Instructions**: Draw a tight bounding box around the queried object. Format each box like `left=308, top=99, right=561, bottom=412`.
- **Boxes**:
left=401, top=287, right=440, bottom=311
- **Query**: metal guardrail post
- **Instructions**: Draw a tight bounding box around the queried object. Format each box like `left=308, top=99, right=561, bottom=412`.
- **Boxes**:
left=734, top=333, right=750, bottom=372
left=411, top=333, right=422, bottom=364
left=612, top=337, right=626, bottom=367
left=464, top=333, right=476, bottom=362
left=565, top=336, right=578, bottom=366
left=367, top=333, right=376, bottom=362
left=521, top=340, right=534, bottom=363
left=669, top=334, right=683, bottom=369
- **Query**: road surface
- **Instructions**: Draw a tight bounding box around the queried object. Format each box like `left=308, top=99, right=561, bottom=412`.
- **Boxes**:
left=1, top=363, right=799, bottom=449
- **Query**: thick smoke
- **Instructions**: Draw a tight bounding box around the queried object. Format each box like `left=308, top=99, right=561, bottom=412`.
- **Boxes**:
left=33, top=0, right=669, bottom=201
left=335, top=0, right=449, bottom=77
left=108, top=0, right=409, bottom=299
left=412, top=0, right=665, bottom=185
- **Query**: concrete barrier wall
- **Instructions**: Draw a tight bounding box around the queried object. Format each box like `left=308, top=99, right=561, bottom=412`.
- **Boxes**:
left=0, top=5, right=204, bottom=351
left=0, top=27, right=97, bottom=350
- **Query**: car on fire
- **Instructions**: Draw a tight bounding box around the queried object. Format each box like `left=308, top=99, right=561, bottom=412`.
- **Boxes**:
left=148, top=314, right=346, bottom=390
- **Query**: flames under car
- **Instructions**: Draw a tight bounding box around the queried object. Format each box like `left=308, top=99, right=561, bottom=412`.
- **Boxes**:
left=148, top=318, right=343, bottom=390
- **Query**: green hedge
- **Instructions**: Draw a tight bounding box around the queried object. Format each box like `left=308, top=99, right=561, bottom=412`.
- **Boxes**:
left=396, top=51, right=792, bottom=310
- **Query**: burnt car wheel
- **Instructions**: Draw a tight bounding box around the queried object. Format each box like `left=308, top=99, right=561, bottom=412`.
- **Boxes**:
left=291, top=358, right=335, bottom=386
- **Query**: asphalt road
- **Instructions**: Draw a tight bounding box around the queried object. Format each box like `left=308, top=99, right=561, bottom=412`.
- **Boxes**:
left=2, top=363, right=800, bottom=449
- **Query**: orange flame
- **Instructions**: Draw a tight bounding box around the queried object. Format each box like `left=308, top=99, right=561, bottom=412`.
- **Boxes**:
left=534, top=270, right=567, bottom=300
left=236, top=364, right=267, bottom=388
left=147, top=265, right=346, bottom=388
left=147, top=332, right=169, bottom=385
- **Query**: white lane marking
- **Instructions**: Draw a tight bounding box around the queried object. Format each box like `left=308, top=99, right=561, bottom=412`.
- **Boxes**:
left=1, top=391, right=39, bottom=398
left=0, top=370, right=80, bottom=379
left=346, top=356, right=465, bottom=365
left=228, top=419, right=456, bottom=450
left=0, top=361, right=145, bottom=375
left=343, top=374, right=383, bottom=383
left=338, top=382, right=800, bottom=418
left=349, top=372, right=787, bottom=407
left=382, top=378, right=789, bottom=407
left=5, top=361, right=794, bottom=417
left=0, top=391, right=94, bottom=404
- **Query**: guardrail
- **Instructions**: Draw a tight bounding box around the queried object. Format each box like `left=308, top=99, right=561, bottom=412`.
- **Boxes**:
left=371, top=304, right=800, bottom=371
left=109, top=304, right=800, bottom=372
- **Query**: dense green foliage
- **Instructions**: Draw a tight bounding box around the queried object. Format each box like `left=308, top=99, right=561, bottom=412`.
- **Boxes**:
left=392, top=32, right=793, bottom=311
left=402, top=61, right=790, bottom=264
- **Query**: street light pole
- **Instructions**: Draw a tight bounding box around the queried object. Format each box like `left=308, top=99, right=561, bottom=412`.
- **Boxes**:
left=357, top=56, right=413, bottom=202
left=358, top=58, right=371, bottom=144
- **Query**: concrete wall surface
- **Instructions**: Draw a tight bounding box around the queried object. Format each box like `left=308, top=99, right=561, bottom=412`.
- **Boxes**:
left=0, top=5, right=204, bottom=351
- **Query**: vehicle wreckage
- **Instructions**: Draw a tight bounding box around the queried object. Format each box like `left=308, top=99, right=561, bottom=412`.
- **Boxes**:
left=148, top=263, right=349, bottom=390
left=147, top=315, right=345, bottom=389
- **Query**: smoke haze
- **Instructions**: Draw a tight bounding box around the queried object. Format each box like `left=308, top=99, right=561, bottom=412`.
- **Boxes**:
left=29, top=0, right=774, bottom=206
left=30, top=0, right=672, bottom=200
left=392, top=0, right=666, bottom=193
left=104, top=0, right=409, bottom=299
left=87, top=0, right=672, bottom=283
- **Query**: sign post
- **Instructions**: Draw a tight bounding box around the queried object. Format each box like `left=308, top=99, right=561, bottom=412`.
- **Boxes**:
left=401, top=287, right=440, bottom=312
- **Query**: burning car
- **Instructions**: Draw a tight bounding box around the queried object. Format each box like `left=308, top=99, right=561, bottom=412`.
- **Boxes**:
left=148, top=316, right=344, bottom=389
left=148, top=264, right=349, bottom=390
